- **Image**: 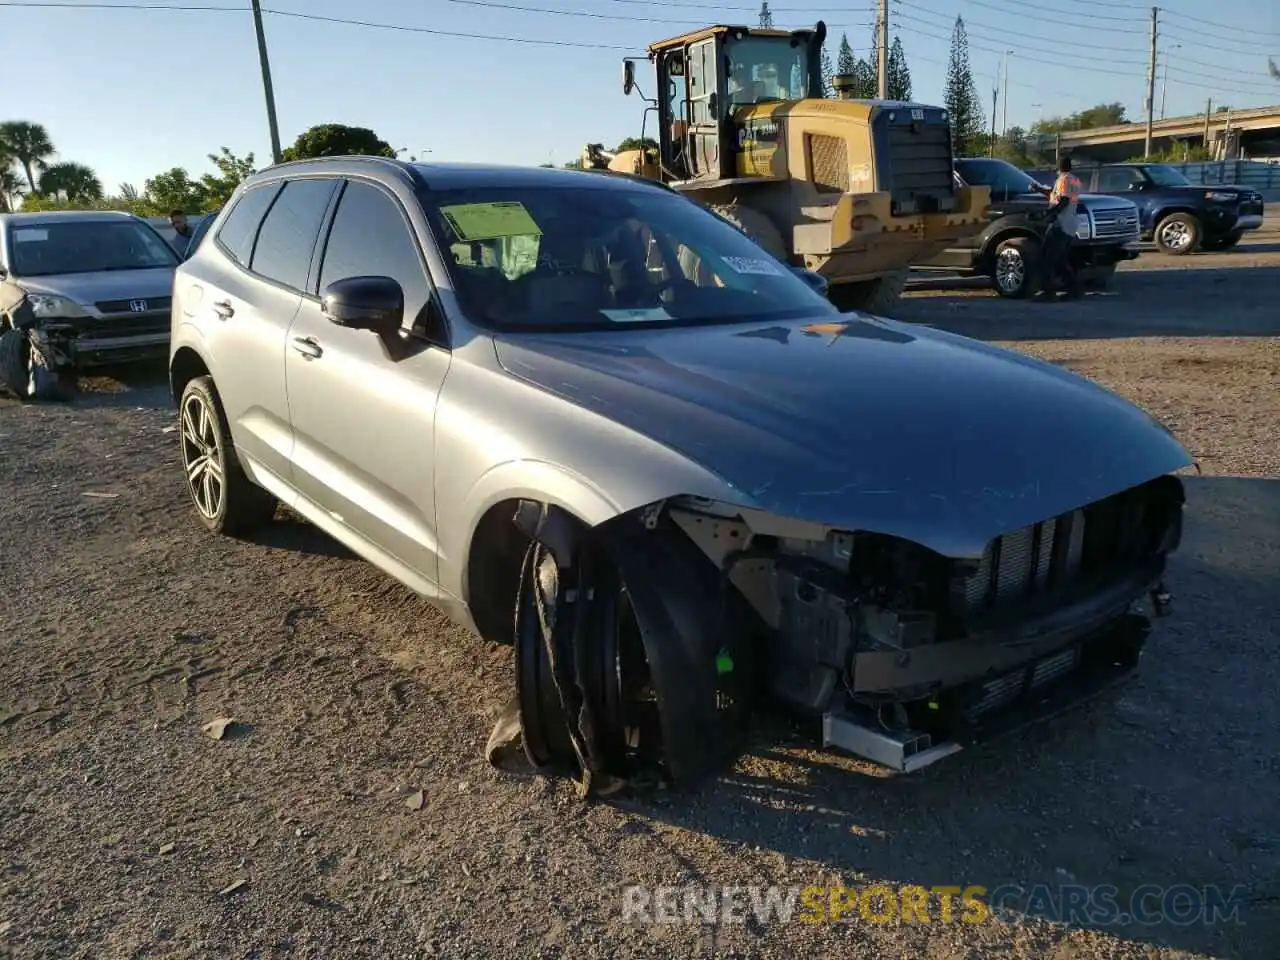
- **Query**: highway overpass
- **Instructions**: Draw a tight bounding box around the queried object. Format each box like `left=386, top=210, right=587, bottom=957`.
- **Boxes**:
left=1028, top=105, right=1280, bottom=163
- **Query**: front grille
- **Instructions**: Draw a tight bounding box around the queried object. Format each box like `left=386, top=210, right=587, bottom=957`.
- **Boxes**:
left=959, top=478, right=1178, bottom=616
left=72, top=312, right=170, bottom=338
left=1090, top=208, right=1140, bottom=241
left=885, top=121, right=955, bottom=214
left=807, top=134, right=848, bottom=194
left=965, top=646, right=1080, bottom=719
left=95, top=295, right=172, bottom=314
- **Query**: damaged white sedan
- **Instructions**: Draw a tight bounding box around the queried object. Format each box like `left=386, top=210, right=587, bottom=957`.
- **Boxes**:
left=169, top=157, right=1192, bottom=796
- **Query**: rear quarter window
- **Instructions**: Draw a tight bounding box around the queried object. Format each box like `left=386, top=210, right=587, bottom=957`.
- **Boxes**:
left=215, top=182, right=282, bottom=268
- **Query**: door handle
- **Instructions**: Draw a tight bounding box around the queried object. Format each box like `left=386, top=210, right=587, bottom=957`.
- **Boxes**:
left=212, top=300, right=234, bottom=320
left=291, top=336, right=323, bottom=360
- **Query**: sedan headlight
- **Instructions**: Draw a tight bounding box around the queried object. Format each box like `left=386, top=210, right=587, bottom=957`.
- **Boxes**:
left=25, top=292, right=89, bottom=319
left=1204, top=191, right=1236, bottom=202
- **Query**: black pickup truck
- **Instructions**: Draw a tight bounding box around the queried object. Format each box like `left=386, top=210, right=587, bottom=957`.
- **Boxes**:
left=1028, top=162, right=1265, bottom=255
left=914, top=158, right=1142, bottom=298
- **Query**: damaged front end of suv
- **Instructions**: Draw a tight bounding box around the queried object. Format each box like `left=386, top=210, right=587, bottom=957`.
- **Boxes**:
left=503, top=469, right=1187, bottom=795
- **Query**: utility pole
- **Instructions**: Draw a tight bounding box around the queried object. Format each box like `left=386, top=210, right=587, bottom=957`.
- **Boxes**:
left=1203, top=97, right=1212, bottom=151
left=877, top=0, right=889, bottom=99
left=251, top=0, right=283, bottom=165
left=990, top=86, right=998, bottom=156
left=1143, top=5, right=1158, bottom=159
left=1001, top=51, right=1011, bottom=138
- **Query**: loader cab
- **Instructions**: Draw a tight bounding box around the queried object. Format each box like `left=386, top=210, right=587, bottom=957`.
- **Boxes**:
left=645, top=23, right=826, bottom=184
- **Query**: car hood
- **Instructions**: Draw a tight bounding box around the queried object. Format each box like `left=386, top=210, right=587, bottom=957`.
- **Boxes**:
left=493, top=314, right=1193, bottom=558
left=13, top=268, right=175, bottom=307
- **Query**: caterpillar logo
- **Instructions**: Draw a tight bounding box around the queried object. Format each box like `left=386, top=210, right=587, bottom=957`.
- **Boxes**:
left=738, top=119, right=780, bottom=147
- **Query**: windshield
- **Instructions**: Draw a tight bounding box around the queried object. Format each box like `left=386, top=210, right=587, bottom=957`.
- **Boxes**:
left=6, top=219, right=178, bottom=277
left=954, top=158, right=1040, bottom=199
left=726, top=36, right=809, bottom=105
left=1144, top=164, right=1191, bottom=187
left=424, top=184, right=838, bottom=333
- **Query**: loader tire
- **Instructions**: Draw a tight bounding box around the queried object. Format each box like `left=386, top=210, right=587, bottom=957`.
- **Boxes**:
left=826, top=268, right=909, bottom=317
left=681, top=202, right=788, bottom=288
left=709, top=202, right=788, bottom=259
left=0, top=328, right=33, bottom=401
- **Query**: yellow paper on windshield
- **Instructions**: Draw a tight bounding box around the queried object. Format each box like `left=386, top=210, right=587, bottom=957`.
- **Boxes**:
left=440, top=202, right=542, bottom=242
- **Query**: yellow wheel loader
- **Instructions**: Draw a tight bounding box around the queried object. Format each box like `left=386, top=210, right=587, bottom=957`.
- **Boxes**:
left=582, top=20, right=991, bottom=315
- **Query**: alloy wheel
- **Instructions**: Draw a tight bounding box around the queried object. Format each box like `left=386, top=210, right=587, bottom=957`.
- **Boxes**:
left=995, top=248, right=1025, bottom=295
left=180, top=392, right=225, bottom=520
left=1159, top=219, right=1192, bottom=251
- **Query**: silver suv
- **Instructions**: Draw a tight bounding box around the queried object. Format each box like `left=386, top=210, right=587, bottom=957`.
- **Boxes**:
left=0, top=210, right=179, bottom=398
left=169, top=157, right=1190, bottom=794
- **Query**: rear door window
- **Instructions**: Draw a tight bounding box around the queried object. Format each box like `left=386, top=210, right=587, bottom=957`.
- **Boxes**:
left=215, top=182, right=282, bottom=268
left=250, top=178, right=338, bottom=292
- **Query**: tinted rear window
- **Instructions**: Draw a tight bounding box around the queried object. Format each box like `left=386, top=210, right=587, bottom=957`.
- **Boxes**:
left=250, top=178, right=338, bottom=291
left=216, top=182, right=281, bottom=267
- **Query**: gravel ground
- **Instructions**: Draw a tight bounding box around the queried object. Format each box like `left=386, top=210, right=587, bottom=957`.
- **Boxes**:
left=1, top=233, right=1278, bottom=960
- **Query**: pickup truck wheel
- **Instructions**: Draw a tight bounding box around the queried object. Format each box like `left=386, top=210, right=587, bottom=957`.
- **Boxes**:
left=991, top=237, right=1039, bottom=298
left=1154, top=213, right=1200, bottom=255
left=178, top=375, right=277, bottom=536
left=0, top=328, right=34, bottom=400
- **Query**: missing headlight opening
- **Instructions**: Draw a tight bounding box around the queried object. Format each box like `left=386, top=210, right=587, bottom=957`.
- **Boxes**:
left=492, top=475, right=1185, bottom=796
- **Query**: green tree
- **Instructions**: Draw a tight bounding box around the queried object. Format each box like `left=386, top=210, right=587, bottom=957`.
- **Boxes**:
left=0, top=121, right=56, bottom=195
left=821, top=42, right=835, bottom=97
left=888, top=36, right=912, bottom=101
left=836, top=33, right=857, bottom=78
left=283, top=123, right=395, bottom=161
left=144, top=167, right=208, bottom=215
left=0, top=168, right=24, bottom=213
left=757, top=1, right=773, bottom=28
left=944, top=16, right=985, bottom=155
left=1032, top=102, right=1127, bottom=134
left=38, top=161, right=103, bottom=203
left=199, top=147, right=256, bottom=208
left=616, top=137, right=658, bottom=152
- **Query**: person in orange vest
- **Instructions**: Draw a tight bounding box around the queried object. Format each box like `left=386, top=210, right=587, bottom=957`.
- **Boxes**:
left=1032, top=155, right=1084, bottom=301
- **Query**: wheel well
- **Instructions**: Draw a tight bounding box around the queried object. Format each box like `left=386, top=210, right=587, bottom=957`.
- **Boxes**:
left=465, top=499, right=559, bottom=647
left=1153, top=207, right=1200, bottom=224
left=169, top=347, right=209, bottom=406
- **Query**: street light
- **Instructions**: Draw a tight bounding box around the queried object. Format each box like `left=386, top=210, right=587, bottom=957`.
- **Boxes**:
left=1160, top=43, right=1182, bottom=120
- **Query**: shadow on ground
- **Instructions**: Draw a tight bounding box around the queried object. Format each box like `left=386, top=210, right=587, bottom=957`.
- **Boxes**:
left=618, top=476, right=1280, bottom=959
left=70, top=358, right=171, bottom=410
left=901, top=265, right=1280, bottom=340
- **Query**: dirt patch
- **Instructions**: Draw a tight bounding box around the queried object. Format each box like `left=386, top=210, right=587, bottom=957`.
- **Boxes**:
left=2, top=262, right=1278, bottom=957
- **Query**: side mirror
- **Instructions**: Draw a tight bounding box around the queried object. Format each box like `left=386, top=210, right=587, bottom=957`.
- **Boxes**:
left=790, top=266, right=829, bottom=296
left=623, top=60, right=636, bottom=96
left=321, top=276, right=403, bottom=334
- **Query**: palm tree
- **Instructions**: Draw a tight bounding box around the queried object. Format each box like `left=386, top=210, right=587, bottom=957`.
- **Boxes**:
left=0, top=169, right=25, bottom=212
left=0, top=121, right=56, bottom=195
left=39, top=161, right=103, bottom=204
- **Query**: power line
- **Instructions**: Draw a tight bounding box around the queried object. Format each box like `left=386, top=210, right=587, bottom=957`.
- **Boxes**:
left=899, top=0, right=1149, bottom=54
left=438, top=0, right=872, bottom=32
left=895, top=8, right=1148, bottom=66
left=1159, top=7, right=1280, bottom=39
left=960, top=0, right=1149, bottom=28
left=1161, top=24, right=1280, bottom=56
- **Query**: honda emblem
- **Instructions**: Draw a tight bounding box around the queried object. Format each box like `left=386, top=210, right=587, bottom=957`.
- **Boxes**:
left=129, top=299, right=148, bottom=313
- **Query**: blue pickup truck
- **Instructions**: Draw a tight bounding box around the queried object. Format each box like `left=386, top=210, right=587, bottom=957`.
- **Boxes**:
left=1028, top=163, right=1264, bottom=255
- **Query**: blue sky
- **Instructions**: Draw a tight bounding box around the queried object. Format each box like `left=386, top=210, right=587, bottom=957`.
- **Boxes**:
left=6, top=0, right=1278, bottom=193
